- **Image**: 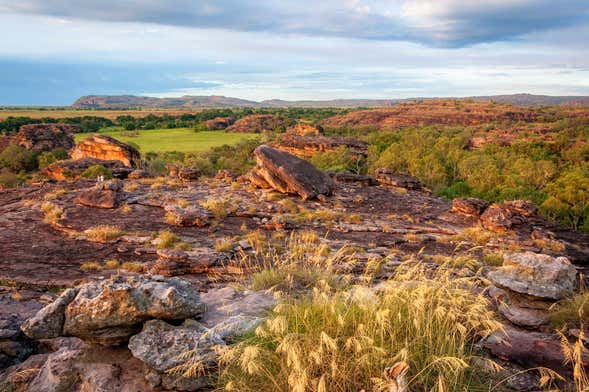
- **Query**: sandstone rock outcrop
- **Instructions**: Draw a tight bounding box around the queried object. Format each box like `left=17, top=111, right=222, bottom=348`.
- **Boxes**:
left=452, top=197, right=489, bottom=218
left=148, top=248, right=223, bottom=277
left=22, top=276, right=205, bottom=346
left=21, top=288, right=79, bottom=340
left=128, top=319, right=224, bottom=390
left=481, top=200, right=538, bottom=232
left=75, top=179, right=125, bottom=209
left=43, top=158, right=125, bottom=180
left=4, top=124, right=78, bottom=152
left=276, top=133, right=368, bottom=159
left=286, top=122, right=323, bottom=136
left=71, top=134, right=140, bottom=167
left=247, top=145, right=335, bottom=200
left=164, top=204, right=212, bottom=227
left=203, top=116, right=234, bottom=130
left=226, top=114, right=286, bottom=133
left=374, top=168, right=425, bottom=191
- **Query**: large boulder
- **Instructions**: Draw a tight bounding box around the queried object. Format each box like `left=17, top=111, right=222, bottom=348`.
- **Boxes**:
left=75, top=179, right=125, bottom=209
left=22, top=276, right=205, bottom=346
left=71, top=134, right=140, bottom=167
left=7, top=123, right=78, bottom=152
left=42, top=158, right=125, bottom=180
left=128, top=319, right=224, bottom=391
left=21, top=288, right=79, bottom=340
left=247, top=145, right=335, bottom=200
left=488, top=252, right=577, bottom=300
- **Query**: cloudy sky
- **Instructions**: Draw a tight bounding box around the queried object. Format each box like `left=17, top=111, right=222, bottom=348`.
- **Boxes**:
left=0, top=0, right=588, bottom=105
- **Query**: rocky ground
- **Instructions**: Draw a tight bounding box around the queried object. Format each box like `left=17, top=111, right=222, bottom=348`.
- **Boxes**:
left=1, top=139, right=588, bottom=390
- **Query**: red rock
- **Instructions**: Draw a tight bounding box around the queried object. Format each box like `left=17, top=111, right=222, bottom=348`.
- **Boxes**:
left=481, top=200, right=538, bottom=232
left=226, top=114, right=286, bottom=133
left=275, top=133, right=367, bottom=159
left=5, top=124, right=78, bottom=152
left=42, top=158, right=125, bottom=180
left=374, top=168, right=425, bottom=190
left=286, top=122, right=323, bottom=136
left=452, top=198, right=489, bottom=217
left=71, top=134, right=140, bottom=167
left=75, top=180, right=124, bottom=209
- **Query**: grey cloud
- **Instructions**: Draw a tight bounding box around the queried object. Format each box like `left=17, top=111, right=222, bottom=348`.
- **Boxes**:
left=0, top=0, right=587, bottom=47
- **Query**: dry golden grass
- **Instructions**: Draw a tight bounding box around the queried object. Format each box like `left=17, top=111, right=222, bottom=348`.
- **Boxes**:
left=204, top=264, right=502, bottom=392
left=85, top=225, right=125, bottom=242
left=80, top=261, right=102, bottom=271
left=121, top=262, right=144, bottom=273
left=43, top=188, right=68, bottom=200
left=215, top=238, right=235, bottom=252
left=104, top=259, right=121, bottom=269
left=452, top=226, right=498, bottom=245
left=120, top=204, right=132, bottom=214
left=200, top=197, right=234, bottom=219
left=40, top=201, right=63, bottom=224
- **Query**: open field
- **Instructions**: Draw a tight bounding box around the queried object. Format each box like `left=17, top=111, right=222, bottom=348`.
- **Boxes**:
left=0, top=108, right=203, bottom=120
left=74, top=128, right=259, bottom=153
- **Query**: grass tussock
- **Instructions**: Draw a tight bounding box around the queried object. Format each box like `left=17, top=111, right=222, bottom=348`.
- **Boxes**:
left=40, top=201, right=63, bottom=224
left=214, top=265, right=501, bottom=392
left=80, top=261, right=102, bottom=271
left=85, top=225, right=125, bottom=242
left=452, top=227, right=498, bottom=246
left=121, top=261, right=144, bottom=273
left=201, top=197, right=235, bottom=219
left=550, top=291, right=589, bottom=329
left=156, top=230, right=192, bottom=250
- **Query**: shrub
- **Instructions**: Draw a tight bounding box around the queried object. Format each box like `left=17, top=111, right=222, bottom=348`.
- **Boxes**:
left=0, top=144, right=38, bottom=172
left=81, top=165, right=113, bottom=180
left=37, top=148, right=68, bottom=169
left=0, top=168, right=23, bottom=188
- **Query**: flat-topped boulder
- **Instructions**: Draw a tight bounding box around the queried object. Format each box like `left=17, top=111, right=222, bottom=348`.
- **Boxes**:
left=4, top=123, right=78, bottom=152
left=247, top=145, right=335, bottom=200
left=22, top=275, right=205, bottom=346
left=42, top=157, right=125, bottom=180
left=71, top=134, right=140, bottom=167
left=488, top=252, right=577, bottom=300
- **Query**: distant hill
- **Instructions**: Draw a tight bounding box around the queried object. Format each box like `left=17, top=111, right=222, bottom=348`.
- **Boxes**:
left=71, top=93, right=589, bottom=109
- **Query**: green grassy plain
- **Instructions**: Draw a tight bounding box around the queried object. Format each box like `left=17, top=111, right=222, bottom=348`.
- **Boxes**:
left=74, top=128, right=259, bottom=153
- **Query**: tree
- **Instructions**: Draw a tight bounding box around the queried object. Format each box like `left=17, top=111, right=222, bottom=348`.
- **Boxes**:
left=541, top=167, right=589, bottom=230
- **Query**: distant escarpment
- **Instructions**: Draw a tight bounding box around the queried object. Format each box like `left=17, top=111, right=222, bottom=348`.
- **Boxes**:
left=71, top=93, right=589, bottom=109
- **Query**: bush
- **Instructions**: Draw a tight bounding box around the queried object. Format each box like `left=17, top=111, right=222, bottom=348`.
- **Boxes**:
left=0, top=168, right=24, bottom=188
left=38, top=148, right=68, bottom=169
left=309, top=146, right=364, bottom=173
left=0, top=144, right=38, bottom=172
left=80, top=165, right=113, bottom=180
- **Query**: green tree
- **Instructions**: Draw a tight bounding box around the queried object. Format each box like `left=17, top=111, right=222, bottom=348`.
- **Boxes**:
left=541, top=167, right=589, bottom=230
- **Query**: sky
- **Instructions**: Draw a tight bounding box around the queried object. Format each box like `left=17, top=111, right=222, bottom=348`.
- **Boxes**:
left=0, top=0, right=588, bottom=105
